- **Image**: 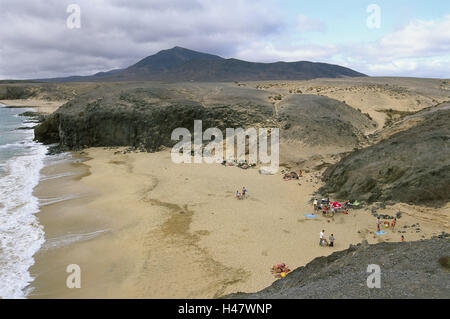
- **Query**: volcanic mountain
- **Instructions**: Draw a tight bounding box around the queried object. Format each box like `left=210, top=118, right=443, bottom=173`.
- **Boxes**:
left=40, top=46, right=366, bottom=82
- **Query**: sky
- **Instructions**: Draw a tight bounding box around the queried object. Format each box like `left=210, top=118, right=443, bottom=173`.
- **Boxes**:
left=0, top=0, right=449, bottom=79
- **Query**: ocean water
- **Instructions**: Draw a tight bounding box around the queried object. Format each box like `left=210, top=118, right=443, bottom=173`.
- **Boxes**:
left=0, top=104, right=47, bottom=298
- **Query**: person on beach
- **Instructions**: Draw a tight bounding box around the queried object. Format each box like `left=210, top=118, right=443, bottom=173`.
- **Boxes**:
left=236, top=190, right=240, bottom=200
left=313, top=199, right=318, bottom=211
left=242, top=187, right=247, bottom=198
left=329, top=234, right=335, bottom=247
left=391, top=218, right=397, bottom=229
left=298, top=170, right=303, bottom=177
left=319, top=230, right=325, bottom=246
left=271, top=263, right=291, bottom=278
left=272, top=263, right=290, bottom=273
left=377, top=217, right=381, bottom=232
left=401, top=235, right=405, bottom=242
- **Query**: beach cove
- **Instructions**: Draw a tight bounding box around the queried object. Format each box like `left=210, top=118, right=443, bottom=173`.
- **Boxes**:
left=27, top=147, right=449, bottom=298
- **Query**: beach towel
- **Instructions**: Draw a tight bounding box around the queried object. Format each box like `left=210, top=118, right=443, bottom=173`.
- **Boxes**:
left=304, top=214, right=317, bottom=218
left=375, top=230, right=386, bottom=235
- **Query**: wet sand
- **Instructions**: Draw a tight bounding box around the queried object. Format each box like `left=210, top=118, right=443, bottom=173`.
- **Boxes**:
left=28, top=148, right=450, bottom=298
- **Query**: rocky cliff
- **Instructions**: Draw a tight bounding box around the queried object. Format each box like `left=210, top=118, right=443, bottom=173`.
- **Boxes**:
left=34, top=82, right=373, bottom=153
left=227, top=236, right=450, bottom=299
left=319, top=105, right=450, bottom=205
left=34, top=83, right=275, bottom=151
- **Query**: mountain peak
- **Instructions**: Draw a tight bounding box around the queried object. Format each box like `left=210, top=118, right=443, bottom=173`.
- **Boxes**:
left=131, top=46, right=223, bottom=70
left=40, top=46, right=367, bottom=82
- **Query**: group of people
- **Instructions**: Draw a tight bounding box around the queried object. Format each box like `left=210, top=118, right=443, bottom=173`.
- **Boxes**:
left=282, top=170, right=302, bottom=180
left=271, top=263, right=291, bottom=278
left=319, top=229, right=335, bottom=247
left=376, top=217, right=406, bottom=242
left=236, top=187, right=248, bottom=200
left=343, top=200, right=354, bottom=208
left=376, top=217, right=397, bottom=232
left=313, top=198, right=339, bottom=216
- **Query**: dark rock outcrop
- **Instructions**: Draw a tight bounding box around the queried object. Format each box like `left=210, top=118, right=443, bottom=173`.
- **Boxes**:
left=319, top=108, right=450, bottom=205
left=278, top=94, right=375, bottom=147
left=0, top=85, right=36, bottom=99
left=34, top=83, right=377, bottom=153
left=34, top=83, right=275, bottom=151
left=226, top=237, right=450, bottom=299
left=34, top=113, right=60, bottom=144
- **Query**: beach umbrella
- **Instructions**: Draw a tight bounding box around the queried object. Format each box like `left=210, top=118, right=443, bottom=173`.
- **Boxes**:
left=332, top=202, right=342, bottom=208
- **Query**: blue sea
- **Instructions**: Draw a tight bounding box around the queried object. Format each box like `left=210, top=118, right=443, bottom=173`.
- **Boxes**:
left=0, top=103, right=47, bottom=298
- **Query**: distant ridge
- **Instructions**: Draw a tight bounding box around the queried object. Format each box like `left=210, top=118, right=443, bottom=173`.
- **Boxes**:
left=38, top=46, right=367, bottom=82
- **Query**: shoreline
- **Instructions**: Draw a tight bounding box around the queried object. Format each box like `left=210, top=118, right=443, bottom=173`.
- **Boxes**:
left=27, top=147, right=450, bottom=298
left=0, top=99, right=64, bottom=115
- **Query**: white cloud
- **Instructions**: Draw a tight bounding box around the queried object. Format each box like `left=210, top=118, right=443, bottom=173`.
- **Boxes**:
left=236, top=15, right=450, bottom=78
left=356, top=15, right=450, bottom=77
left=0, top=1, right=448, bottom=79
left=0, top=0, right=283, bottom=79
left=363, top=15, right=450, bottom=60
left=235, top=42, right=337, bottom=63
left=296, top=14, right=327, bottom=32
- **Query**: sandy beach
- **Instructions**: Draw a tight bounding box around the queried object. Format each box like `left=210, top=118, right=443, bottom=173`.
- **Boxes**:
left=0, top=99, right=65, bottom=114
left=28, top=147, right=450, bottom=298
left=2, top=89, right=448, bottom=299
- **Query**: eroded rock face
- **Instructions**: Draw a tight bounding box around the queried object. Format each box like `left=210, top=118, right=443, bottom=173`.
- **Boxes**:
left=319, top=108, right=450, bottom=205
left=34, top=83, right=275, bottom=151
left=226, top=237, right=450, bottom=299
left=34, top=83, right=377, bottom=153
left=34, top=113, right=60, bottom=144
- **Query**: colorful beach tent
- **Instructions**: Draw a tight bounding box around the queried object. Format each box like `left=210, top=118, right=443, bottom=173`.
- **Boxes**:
left=331, top=202, right=342, bottom=208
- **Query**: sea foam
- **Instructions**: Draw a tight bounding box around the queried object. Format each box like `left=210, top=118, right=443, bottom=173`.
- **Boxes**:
left=0, top=134, right=47, bottom=298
